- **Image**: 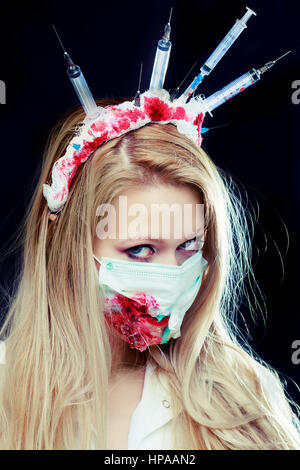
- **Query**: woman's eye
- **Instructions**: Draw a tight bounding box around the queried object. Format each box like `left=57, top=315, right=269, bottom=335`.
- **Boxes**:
left=123, top=238, right=202, bottom=262
left=125, top=245, right=155, bottom=261
left=179, top=237, right=201, bottom=252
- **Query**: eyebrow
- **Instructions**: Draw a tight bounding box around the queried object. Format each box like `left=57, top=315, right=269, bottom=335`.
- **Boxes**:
left=117, top=237, right=165, bottom=245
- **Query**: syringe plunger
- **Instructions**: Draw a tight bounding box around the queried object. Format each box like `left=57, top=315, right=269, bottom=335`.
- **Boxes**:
left=241, top=6, right=257, bottom=23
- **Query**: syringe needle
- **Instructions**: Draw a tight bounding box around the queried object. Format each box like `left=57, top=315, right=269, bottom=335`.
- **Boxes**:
left=138, top=61, right=143, bottom=91
left=134, top=62, right=143, bottom=106
left=163, top=7, right=173, bottom=42
left=52, top=24, right=66, bottom=53
left=170, top=60, right=199, bottom=101
left=273, top=50, right=291, bottom=63
left=201, top=123, right=230, bottom=134
left=52, top=24, right=75, bottom=67
left=178, top=60, right=198, bottom=90
left=209, top=123, right=230, bottom=130
left=259, top=50, right=291, bottom=74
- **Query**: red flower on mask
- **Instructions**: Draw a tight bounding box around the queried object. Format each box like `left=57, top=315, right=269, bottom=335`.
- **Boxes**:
left=104, top=292, right=169, bottom=352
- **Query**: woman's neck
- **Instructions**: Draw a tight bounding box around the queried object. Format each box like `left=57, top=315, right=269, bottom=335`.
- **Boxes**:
left=108, top=330, right=148, bottom=378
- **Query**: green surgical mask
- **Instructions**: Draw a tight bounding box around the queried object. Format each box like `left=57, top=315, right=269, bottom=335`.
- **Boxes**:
left=93, top=250, right=208, bottom=352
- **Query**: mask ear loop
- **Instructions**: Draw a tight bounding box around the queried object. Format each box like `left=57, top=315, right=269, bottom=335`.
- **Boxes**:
left=93, top=253, right=102, bottom=266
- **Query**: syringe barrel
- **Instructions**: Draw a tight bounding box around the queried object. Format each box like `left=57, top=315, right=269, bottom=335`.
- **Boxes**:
left=67, top=65, right=100, bottom=119
left=149, top=39, right=172, bottom=90
left=203, top=68, right=261, bottom=112
left=204, top=18, right=254, bottom=73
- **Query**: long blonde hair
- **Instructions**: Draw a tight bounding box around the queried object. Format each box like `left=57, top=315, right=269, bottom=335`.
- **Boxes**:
left=0, top=99, right=299, bottom=449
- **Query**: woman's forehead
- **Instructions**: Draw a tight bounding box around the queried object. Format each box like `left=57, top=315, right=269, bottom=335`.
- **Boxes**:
left=114, top=183, right=203, bottom=205
left=95, top=185, right=205, bottom=243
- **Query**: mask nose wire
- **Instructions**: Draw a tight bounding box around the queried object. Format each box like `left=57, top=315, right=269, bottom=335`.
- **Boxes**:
left=93, top=253, right=102, bottom=266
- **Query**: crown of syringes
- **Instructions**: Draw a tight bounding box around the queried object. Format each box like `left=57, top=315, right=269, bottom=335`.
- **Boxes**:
left=43, top=8, right=291, bottom=214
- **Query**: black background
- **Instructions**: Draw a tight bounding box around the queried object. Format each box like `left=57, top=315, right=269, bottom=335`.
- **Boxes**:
left=0, top=0, right=299, bottom=409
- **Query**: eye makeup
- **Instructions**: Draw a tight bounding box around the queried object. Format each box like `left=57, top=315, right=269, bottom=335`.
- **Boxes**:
left=123, top=237, right=201, bottom=262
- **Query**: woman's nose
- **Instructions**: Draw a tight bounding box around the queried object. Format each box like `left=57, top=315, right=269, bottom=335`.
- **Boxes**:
left=155, top=252, right=181, bottom=266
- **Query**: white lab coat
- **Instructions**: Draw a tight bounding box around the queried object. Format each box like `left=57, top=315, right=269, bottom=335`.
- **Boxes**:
left=0, top=341, right=175, bottom=449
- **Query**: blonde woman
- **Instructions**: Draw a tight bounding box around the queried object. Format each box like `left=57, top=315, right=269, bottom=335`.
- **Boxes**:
left=0, top=99, right=300, bottom=450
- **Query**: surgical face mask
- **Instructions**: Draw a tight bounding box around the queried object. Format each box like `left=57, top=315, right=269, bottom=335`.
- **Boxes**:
left=93, top=250, right=208, bottom=352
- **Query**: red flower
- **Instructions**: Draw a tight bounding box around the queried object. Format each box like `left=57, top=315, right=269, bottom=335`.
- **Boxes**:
left=104, top=292, right=169, bottom=352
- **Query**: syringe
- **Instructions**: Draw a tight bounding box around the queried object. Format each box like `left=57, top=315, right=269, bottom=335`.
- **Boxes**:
left=149, top=8, right=173, bottom=90
left=201, top=51, right=291, bottom=113
left=181, top=6, right=257, bottom=101
left=52, top=25, right=101, bottom=120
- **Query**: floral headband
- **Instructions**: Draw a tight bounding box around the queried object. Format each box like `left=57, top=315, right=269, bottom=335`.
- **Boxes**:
left=43, top=89, right=206, bottom=213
